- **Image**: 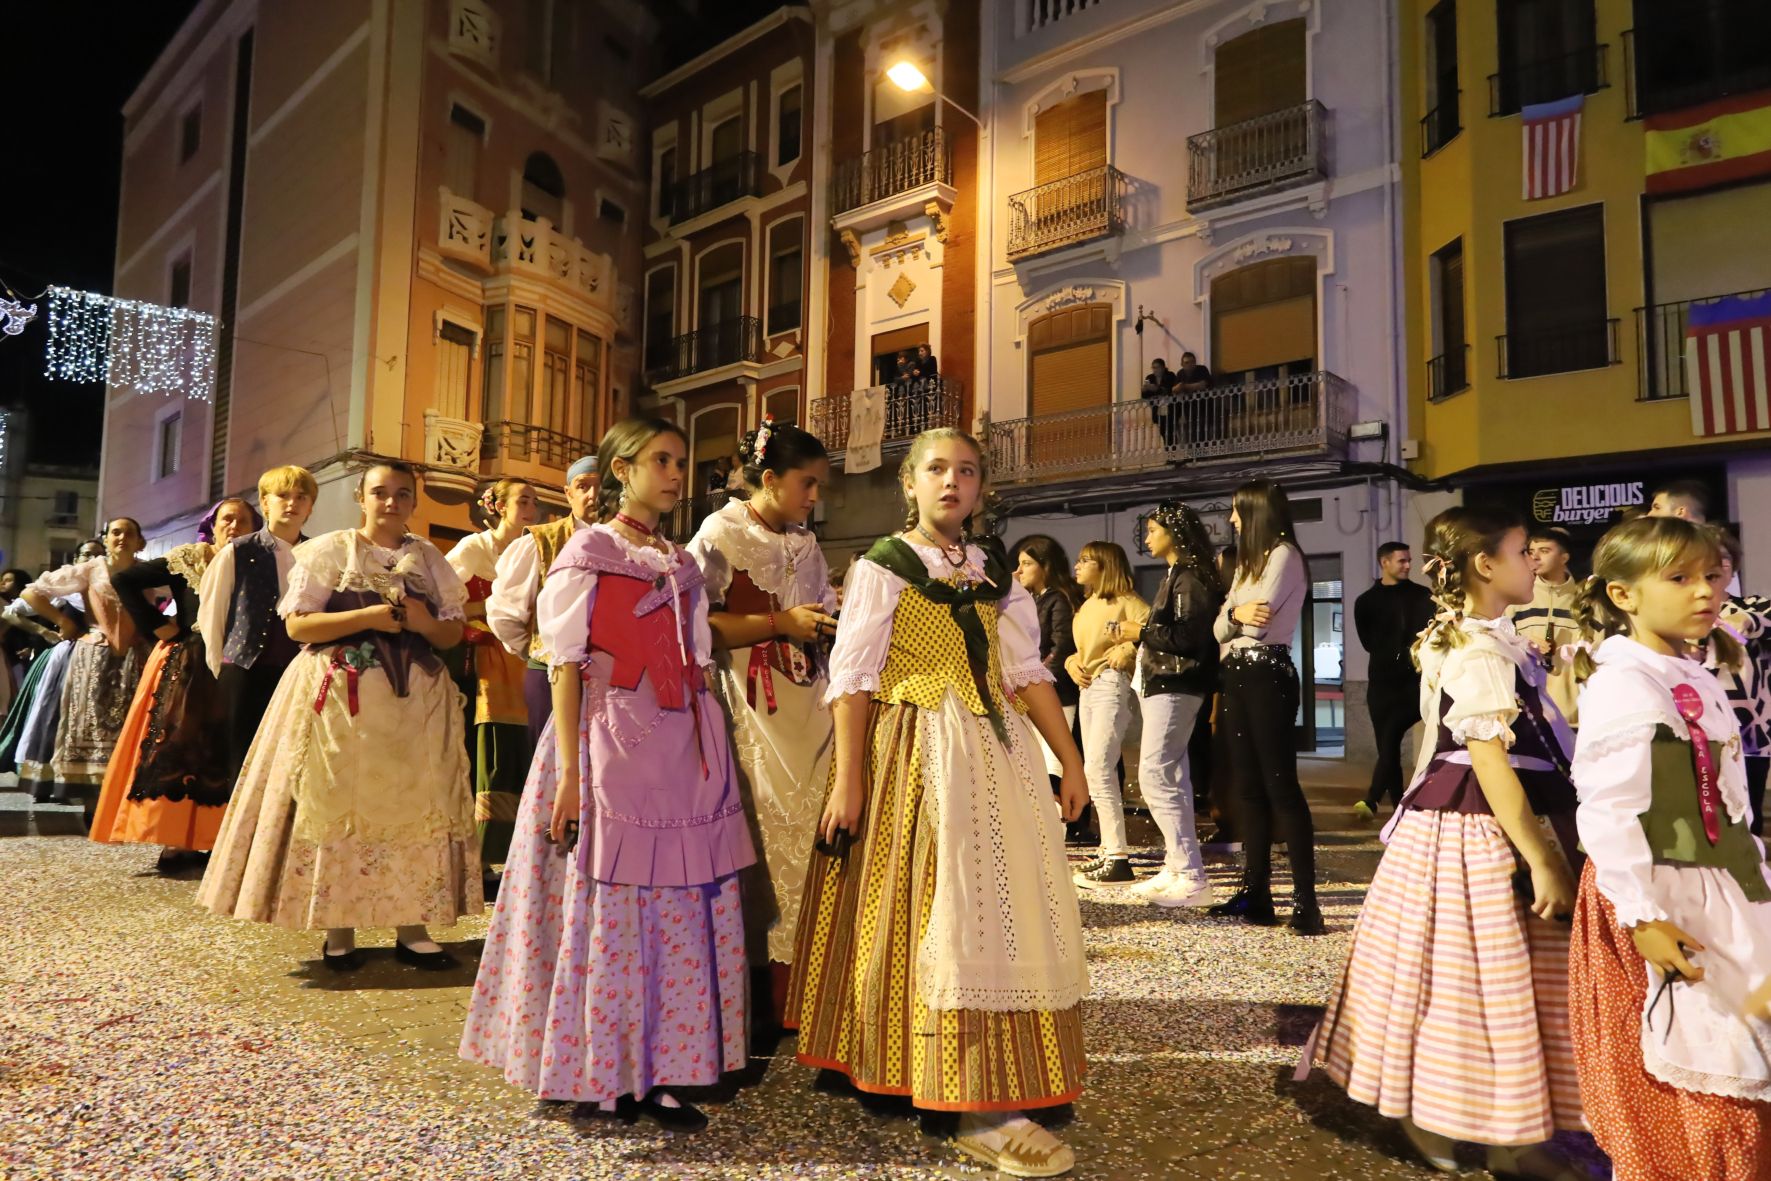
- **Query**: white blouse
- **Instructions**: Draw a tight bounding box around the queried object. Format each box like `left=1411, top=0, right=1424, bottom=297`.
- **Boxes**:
left=1420, top=615, right=1542, bottom=749
left=686, top=498, right=837, bottom=614
left=823, top=540, right=1051, bottom=705
left=535, top=523, right=714, bottom=670
left=1574, top=633, right=1759, bottom=929
left=281, top=530, right=467, bottom=622
left=445, top=530, right=501, bottom=586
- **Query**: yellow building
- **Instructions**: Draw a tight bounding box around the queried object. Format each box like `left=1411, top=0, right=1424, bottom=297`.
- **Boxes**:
left=1401, top=0, right=1771, bottom=554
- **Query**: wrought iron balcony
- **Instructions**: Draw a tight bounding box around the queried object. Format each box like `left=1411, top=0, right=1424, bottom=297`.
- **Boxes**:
left=831, top=128, right=953, bottom=216
left=1495, top=319, right=1620, bottom=380
left=1624, top=1, right=1771, bottom=120
left=1488, top=44, right=1608, bottom=117
left=1187, top=101, right=1327, bottom=211
left=648, top=317, right=763, bottom=383
left=1005, top=166, right=1126, bottom=262
left=668, top=152, right=762, bottom=225
left=989, top=371, right=1351, bottom=485
left=811, top=377, right=964, bottom=457
left=1635, top=288, right=1770, bottom=401
left=1427, top=345, right=1470, bottom=401
left=480, top=422, right=597, bottom=469
left=1420, top=93, right=1461, bottom=157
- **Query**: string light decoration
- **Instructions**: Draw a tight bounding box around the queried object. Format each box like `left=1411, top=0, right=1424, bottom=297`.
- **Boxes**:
left=0, top=297, right=35, bottom=337
left=44, top=286, right=216, bottom=401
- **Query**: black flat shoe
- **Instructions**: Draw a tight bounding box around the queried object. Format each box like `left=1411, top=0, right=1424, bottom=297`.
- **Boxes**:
left=393, top=941, right=459, bottom=971
left=1288, top=904, right=1327, bottom=936
left=634, top=1092, right=707, bottom=1133
left=1208, top=889, right=1278, bottom=926
left=319, top=942, right=364, bottom=972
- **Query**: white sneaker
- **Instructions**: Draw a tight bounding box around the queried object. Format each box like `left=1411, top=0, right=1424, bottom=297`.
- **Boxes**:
left=1147, top=873, right=1216, bottom=908
left=1127, top=868, right=1177, bottom=897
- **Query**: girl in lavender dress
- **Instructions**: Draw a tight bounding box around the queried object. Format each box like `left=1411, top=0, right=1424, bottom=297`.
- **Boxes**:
left=460, top=418, right=755, bottom=1133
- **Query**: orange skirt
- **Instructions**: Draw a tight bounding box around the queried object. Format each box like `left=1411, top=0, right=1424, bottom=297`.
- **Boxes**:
left=1569, top=862, right=1771, bottom=1181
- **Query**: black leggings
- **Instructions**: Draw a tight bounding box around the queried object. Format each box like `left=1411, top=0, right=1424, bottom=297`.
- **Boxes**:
left=1363, top=677, right=1420, bottom=810
left=1221, top=650, right=1316, bottom=906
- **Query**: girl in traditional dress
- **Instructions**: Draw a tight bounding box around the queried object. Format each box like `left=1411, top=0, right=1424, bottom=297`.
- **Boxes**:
left=20, top=519, right=152, bottom=806
left=1066, top=541, right=1148, bottom=887
left=1569, top=516, right=1771, bottom=1180
left=197, top=462, right=480, bottom=972
left=461, top=418, right=755, bottom=1132
left=1312, top=506, right=1584, bottom=1179
left=790, top=428, right=1090, bottom=1179
left=1209, top=480, right=1319, bottom=932
left=91, top=499, right=259, bottom=870
left=1115, top=502, right=1224, bottom=908
left=687, top=418, right=837, bottom=1027
left=0, top=594, right=72, bottom=775
left=445, top=478, right=539, bottom=889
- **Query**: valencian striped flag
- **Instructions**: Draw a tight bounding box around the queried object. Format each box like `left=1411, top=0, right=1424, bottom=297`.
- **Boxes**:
left=1685, top=290, right=1771, bottom=438
left=1647, top=89, right=1771, bottom=195
left=1521, top=94, right=1583, bottom=200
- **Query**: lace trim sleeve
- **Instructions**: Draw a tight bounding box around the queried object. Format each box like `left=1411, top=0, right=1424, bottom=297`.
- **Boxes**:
left=1449, top=714, right=1518, bottom=747
left=827, top=670, right=882, bottom=700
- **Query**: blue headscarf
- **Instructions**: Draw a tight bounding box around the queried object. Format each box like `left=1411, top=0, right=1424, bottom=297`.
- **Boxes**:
left=197, top=498, right=264, bottom=545
left=566, top=455, right=597, bottom=483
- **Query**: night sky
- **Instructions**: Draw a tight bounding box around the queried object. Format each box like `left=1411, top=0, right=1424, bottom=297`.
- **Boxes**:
left=0, top=3, right=199, bottom=469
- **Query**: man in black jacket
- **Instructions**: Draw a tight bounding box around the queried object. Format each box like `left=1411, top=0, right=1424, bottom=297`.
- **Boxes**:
left=1353, top=541, right=1436, bottom=821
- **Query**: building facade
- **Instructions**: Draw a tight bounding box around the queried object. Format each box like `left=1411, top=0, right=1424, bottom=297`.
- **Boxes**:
left=980, top=0, right=1416, bottom=758
left=1402, top=0, right=1771, bottom=564
left=100, top=0, right=652, bottom=552
left=638, top=6, right=817, bottom=533
left=0, top=411, right=99, bottom=573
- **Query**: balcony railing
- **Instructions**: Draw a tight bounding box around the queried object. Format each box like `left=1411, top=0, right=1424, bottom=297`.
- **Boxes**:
left=811, top=377, right=964, bottom=455
left=988, top=371, right=1352, bottom=485
left=423, top=411, right=485, bottom=491
left=1006, top=166, right=1126, bottom=262
left=1496, top=319, right=1620, bottom=380
left=1427, top=345, right=1470, bottom=401
left=1187, top=101, right=1327, bottom=211
left=1623, top=1, right=1771, bottom=120
left=668, top=152, right=762, bottom=225
left=832, top=128, right=953, bottom=216
left=1420, top=93, right=1460, bottom=157
left=481, top=422, right=597, bottom=469
left=435, top=189, right=618, bottom=308
left=1488, top=44, right=1608, bottom=117
left=1018, top=0, right=1103, bottom=36
left=1636, top=287, right=1770, bottom=401
left=649, top=316, right=763, bottom=383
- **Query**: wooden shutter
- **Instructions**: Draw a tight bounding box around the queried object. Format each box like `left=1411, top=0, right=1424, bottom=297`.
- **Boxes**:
left=1028, top=304, right=1112, bottom=469
left=1033, top=91, right=1107, bottom=185
left=1214, top=19, right=1307, bottom=127
left=1210, top=257, right=1317, bottom=373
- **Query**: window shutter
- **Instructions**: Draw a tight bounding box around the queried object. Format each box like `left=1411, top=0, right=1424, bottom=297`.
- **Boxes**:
left=1214, top=19, right=1307, bottom=126
left=1034, top=102, right=1072, bottom=186
left=1028, top=305, right=1112, bottom=469
left=1068, top=91, right=1107, bottom=174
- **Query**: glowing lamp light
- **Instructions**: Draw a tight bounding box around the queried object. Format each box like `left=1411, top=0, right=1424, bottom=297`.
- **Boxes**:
left=886, top=61, right=930, bottom=92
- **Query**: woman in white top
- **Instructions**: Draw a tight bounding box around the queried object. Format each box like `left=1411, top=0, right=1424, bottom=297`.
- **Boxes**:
left=1210, top=479, right=1320, bottom=934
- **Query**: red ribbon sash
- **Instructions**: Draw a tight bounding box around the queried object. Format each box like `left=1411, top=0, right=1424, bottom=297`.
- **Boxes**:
left=746, top=642, right=779, bottom=714
left=1671, top=682, right=1723, bottom=846
left=313, top=649, right=363, bottom=717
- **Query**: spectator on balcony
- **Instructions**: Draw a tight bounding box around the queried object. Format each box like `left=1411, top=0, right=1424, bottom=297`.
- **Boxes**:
left=1142, top=358, right=1179, bottom=449
left=488, top=455, right=599, bottom=745
left=1175, top=351, right=1213, bottom=393
left=911, top=343, right=938, bottom=382
left=909, top=345, right=939, bottom=434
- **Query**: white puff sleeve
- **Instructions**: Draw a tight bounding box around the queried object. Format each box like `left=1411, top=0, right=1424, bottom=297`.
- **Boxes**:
left=999, top=579, right=1054, bottom=691
left=280, top=532, right=351, bottom=616
left=416, top=539, right=468, bottom=622
left=686, top=523, right=733, bottom=608
left=824, top=557, right=902, bottom=704
left=1573, top=666, right=1674, bottom=929
left=536, top=564, right=596, bottom=668
left=27, top=559, right=96, bottom=601
left=1439, top=641, right=1522, bottom=747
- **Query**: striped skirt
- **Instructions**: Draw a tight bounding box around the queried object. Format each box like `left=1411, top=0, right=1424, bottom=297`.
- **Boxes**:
left=787, top=700, right=1086, bottom=1113
left=1316, top=807, right=1582, bottom=1145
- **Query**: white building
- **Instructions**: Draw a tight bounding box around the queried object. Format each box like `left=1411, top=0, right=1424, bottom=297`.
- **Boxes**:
left=981, top=0, right=1427, bottom=760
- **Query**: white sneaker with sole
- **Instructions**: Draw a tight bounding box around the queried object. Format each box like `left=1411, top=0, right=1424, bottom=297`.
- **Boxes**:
left=1126, top=869, right=1177, bottom=898
left=1147, top=873, right=1217, bottom=908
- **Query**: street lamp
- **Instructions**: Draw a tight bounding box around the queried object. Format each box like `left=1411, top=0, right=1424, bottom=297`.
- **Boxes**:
left=885, top=59, right=982, bottom=129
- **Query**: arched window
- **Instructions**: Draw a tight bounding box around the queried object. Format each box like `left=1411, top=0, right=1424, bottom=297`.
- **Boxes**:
left=521, top=151, right=566, bottom=224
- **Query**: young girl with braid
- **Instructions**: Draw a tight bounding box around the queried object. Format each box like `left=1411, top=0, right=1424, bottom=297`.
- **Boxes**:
left=1310, top=506, right=1585, bottom=1179
left=1567, top=516, right=1771, bottom=1180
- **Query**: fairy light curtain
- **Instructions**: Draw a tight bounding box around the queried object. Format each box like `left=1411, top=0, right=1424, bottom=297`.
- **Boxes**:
left=43, top=285, right=216, bottom=401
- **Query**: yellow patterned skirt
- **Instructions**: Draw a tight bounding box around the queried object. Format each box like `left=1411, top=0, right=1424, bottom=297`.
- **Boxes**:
left=787, top=698, right=1086, bottom=1112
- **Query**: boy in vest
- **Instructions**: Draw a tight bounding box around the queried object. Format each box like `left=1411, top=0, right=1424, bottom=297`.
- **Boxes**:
left=199, top=465, right=317, bottom=783
left=488, top=455, right=598, bottom=743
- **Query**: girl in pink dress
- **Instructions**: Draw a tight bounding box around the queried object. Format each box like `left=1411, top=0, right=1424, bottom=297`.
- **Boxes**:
left=460, top=418, right=755, bottom=1132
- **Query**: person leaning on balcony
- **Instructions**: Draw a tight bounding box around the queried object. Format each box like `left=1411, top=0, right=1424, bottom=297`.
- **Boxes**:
left=1141, top=357, right=1179, bottom=448
left=910, top=345, right=939, bottom=433
left=487, top=455, right=599, bottom=746
left=1174, top=352, right=1214, bottom=449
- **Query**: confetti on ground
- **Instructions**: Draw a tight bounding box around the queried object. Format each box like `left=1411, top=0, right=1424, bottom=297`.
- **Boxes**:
left=0, top=826, right=1546, bottom=1180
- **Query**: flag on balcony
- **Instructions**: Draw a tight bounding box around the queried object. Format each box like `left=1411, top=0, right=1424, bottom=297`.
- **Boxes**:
left=1521, top=94, right=1584, bottom=200
left=1646, top=88, right=1771, bottom=195
left=846, top=384, right=887, bottom=474
left=1685, top=290, right=1771, bottom=437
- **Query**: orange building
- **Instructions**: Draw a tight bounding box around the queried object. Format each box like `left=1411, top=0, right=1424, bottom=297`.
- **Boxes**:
left=100, top=0, right=652, bottom=551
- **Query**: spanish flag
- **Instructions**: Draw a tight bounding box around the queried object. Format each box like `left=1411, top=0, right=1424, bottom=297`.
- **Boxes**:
left=1645, top=89, right=1771, bottom=195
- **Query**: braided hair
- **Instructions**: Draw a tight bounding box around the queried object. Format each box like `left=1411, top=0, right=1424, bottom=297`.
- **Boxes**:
left=1412, top=505, right=1526, bottom=669
left=1571, top=516, right=1742, bottom=681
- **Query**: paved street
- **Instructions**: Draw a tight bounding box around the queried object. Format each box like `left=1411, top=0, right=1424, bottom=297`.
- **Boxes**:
left=1, top=777, right=1495, bottom=1181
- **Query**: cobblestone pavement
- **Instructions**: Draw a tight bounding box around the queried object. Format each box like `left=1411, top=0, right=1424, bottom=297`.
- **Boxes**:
left=2, top=825, right=1478, bottom=1181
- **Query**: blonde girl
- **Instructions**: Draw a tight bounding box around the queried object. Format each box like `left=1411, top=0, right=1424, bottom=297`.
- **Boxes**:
left=1065, top=540, right=1149, bottom=887
left=1312, top=506, right=1584, bottom=1179
left=1568, top=516, right=1771, bottom=1180
left=791, top=427, right=1090, bottom=1178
